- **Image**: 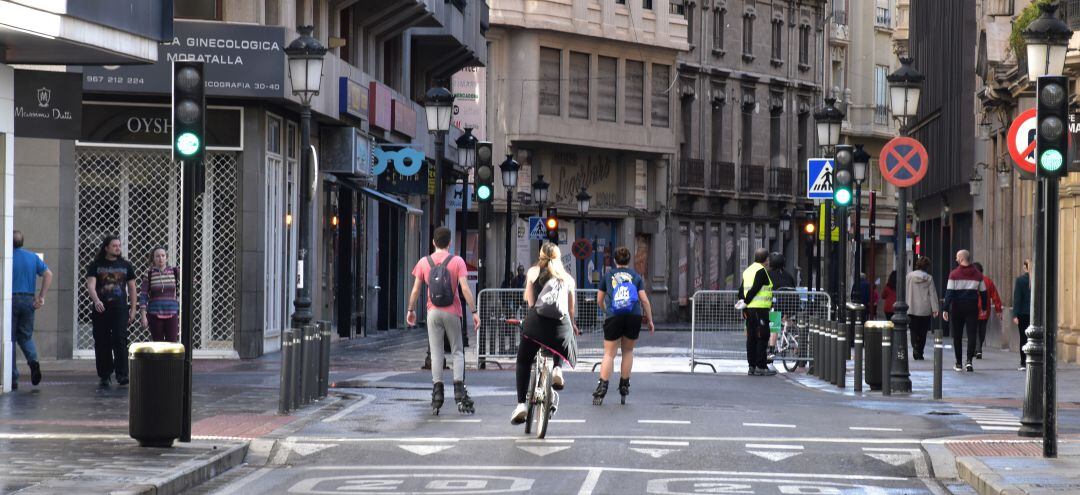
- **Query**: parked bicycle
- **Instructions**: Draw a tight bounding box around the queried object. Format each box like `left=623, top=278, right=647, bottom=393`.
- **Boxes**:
left=772, top=316, right=805, bottom=372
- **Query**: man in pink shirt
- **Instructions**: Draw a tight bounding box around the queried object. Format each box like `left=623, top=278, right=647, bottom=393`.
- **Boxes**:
left=407, top=226, right=480, bottom=414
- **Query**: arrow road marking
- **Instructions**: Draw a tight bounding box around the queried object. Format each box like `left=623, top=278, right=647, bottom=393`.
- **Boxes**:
left=865, top=453, right=914, bottom=467
left=744, top=444, right=804, bottom=450
left=747, top=450, right=801, bottom=462
left=398, top=444, right=456, bottom=456
left=289, top=442, right=336, bottom=457
left=630, top=448, right=679, bottom=459
left=517, top=445, right=572, bottom=457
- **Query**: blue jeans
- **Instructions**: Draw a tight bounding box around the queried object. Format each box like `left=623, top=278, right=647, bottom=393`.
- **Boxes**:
left=12, top=294, right=38, bottom=382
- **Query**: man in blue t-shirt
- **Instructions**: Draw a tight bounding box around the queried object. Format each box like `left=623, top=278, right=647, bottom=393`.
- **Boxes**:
left=593, top=246, right=655, bottom=405
left=11, top=231, right=52, bottom=389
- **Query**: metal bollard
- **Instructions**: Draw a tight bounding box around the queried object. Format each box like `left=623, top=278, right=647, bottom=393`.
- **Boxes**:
left=307, top=324, right=319, bottom=402
left=809, top=318, right=817, bottom=377
left=319, top=321, right=331, bottom=399
left=831, top=321, right=840, bottom=385
left=814, top=318, right=823, bottom=379
left=882, top=320, right=893, bottom=396
left=797, top=318, right=808, bottom=370
left=837, top=316, right=848, bottom=389
left=853, top=316, right=864, bottom=393
left=933, top=324, right=943, bottom=400
left=291, top=329, right=302, bottom=409
left=279, top=329, right=294, bottom=414
left=824, top=320, right=833, bottom=384
left=302, top=325, right=316, bottom=404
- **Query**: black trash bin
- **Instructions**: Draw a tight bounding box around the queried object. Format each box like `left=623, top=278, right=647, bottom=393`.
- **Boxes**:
left=863, top=321, right=892, bottom=391
left=129, top=342, right=185, bottom=448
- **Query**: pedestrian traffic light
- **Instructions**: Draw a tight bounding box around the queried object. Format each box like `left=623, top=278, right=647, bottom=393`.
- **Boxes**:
left=172, top=61, right=205, bottom=163
left=475, top=141, right=494, bottom=202
left=833, top=144, right=854, bottom=207
left=545, top=208, right=559, bottom=243
left=1037, top=75, right=1069, bottom=179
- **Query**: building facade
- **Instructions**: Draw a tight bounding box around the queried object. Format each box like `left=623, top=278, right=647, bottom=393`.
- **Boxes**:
left=485, top=0, right=687, bottom=320
left=669, top=0, right=824, bottom=318
left=1, top=0, right=170, bottom=392
left=10, top=0, right=486, bottom=366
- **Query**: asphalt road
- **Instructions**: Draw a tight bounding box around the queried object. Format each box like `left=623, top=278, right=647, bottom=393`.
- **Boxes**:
left=209, top=361, right=988, bottom=495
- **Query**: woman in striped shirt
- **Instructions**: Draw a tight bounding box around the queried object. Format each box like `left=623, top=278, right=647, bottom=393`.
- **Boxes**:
left=139, top=247, right=180, bottom=342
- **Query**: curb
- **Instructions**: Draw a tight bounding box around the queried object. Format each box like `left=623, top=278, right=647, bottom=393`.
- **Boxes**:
left=143, top=441, right=250, bottom=495
left=955, top=456, right=1026, bottom=495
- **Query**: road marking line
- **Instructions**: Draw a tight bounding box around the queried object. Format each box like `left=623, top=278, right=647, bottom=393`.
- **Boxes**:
left=981, top=426, right=1020, bottom=431
left=323, top=394, right=375, bottom=423
left=295, top=465, right=908, bottom=481
left=743, top=422, right=797, bottom=428
left=631, top=440, right=690, bottom=447
left=516, top=439, right=574, bottom=444
left=862, top=447, right=921, bottom=452
left=745, top=443, right=804, bottom=450
left=849, top=427, right=903, bottom=432
left=398, top=438, right=460, bottom=443
left=550, top=419, right=587, bottom=423
left=975, top=421, right=1022, bottom=426
left=212, top=467, right=275, bottom=495
left=517, top=445, right=572, bottom=456
left=426, top=419, right=482, bottom=423
left=578, top=468, right=603, bottom=495
left=284, top=435, right=929, bottom=445
left=639, top=420, right=691, bottom=424
left=747, top=450, right=802, bottom=462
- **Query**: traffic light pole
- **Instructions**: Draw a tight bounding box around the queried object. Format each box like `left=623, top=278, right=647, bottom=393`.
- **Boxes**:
left=1044, top=178, right=1059, bottom=457
left=180, top=156, right=197, bottom=443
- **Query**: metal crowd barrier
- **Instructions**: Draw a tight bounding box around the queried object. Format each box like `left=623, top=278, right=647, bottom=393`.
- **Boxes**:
left=278, top=320, right=332, bottom=414
left=476, top=288, right=604, bottom=370
left=690, top=290, right=832, bottom=372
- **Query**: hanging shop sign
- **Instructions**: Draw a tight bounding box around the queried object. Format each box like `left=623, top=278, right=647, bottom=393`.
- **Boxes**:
left=79, top=102, right=242, bottom=149
left=376, top=146, right=428, bottom=195
left=392, top=100, right=417, bottom=138
left=83, top=21, right=286, bottom=98
left=13, top=70, right=83, bottom=139
left=339, top=77, right=369, bottom=121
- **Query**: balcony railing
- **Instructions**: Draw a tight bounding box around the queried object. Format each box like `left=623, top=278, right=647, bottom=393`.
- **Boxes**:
left=832, top=10, right=847, bottom=26
left=711, top=161, right=736, bottom=192
left=875, top=7, right=891, bottom=27
left=678, top=158, right=706, bottom=191
left=670, top=0, right=685, bottom=16
left=741, top=164, right=766, bottom=195
left=768, top=168, right=794, bottom=197
left=874, top=105, right=889, bottom=125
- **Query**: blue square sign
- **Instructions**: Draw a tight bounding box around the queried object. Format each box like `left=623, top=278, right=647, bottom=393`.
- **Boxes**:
left=807, top=158, right=834, bottom=200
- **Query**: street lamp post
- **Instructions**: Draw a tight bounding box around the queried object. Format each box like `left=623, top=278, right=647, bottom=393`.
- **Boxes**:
left=532, top=175, right=550, bottom=253
left=455, top=127, right=477, bottom=266
left=500, top=155, right=520, bottom=285
left=1018, top=2, right=1072, bottom=457
left=814, top=97, right=846, bottom=307
left=853, top=145, right=870, bottom=279
left=886, top=56, right=924, bottom=394
left=424, top=86, right=455, bottom=228
left=285, top=26, right=327, bottom=331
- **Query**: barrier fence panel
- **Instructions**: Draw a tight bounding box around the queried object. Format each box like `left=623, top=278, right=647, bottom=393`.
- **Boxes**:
left=690, top=290, right=832, bottom=372
left=476, top=288, right=604, bottom=369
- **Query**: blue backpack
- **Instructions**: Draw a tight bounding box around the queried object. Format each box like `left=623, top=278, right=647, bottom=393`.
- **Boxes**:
left=610, top=273, right=640, bottom=315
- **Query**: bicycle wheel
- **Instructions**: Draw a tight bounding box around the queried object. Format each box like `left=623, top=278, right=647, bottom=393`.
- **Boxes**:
left=535, top=365, right=553, bottom=439
left=524, top=363, right=537, bottom=434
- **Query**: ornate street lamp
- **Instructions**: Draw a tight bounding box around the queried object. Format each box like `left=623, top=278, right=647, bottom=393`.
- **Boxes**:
left=500, top=155, right=520, bottom=284
left=532, top=175, right=550, bottom=212
left=456, top=128, right=477, bottom=169
left=424, top=85, right=455, bottom=229
left=852, top=144, right=870, bottom=277
left=813, top=97, right=845, bottom=154
left=284, top=25, right=326, bottom=338
left=887, top=57, right=924, bottom=129
left=577, top=187, right=591, bottom=216
left=1023, top=2, right=1072, bottom=82
left=968, top=170, right=983, bottom=197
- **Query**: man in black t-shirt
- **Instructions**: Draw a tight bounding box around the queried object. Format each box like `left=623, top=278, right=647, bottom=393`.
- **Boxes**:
left=86, top=236, right=137, bottom=388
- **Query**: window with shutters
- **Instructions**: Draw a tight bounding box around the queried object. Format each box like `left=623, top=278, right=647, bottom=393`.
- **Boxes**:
left=539, top=47, right=561, bottom=116
left=742, top=10, right=755, bottom=60
left=798, top=24, right=810, bottom=68
left=569, top=52, right=590, bottom=119
left=598, top=56, right=618, bottom=122
left=651, top=64, right=671, bottom=128
left=874, top=64, right=889, bottom=125
left=626, top=60, right=645, bottom=125
left=713, top=8, right=726, bottom=53
left=771, top=17, right=783, bottom=62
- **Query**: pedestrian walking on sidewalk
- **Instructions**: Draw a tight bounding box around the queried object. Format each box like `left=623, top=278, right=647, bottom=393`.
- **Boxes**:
left=138, top=247, right=180, bottom=343
left=1012, top=259, right=1031, bottom=371
left=594, top=246, right=655, bottom=406
left=882, top=271, right=897, bottom=321
left=11, top=231, right=52, bottom=390
left=942, top=250, right=989, bottom=372
left=972, top=262, right=1003, bottom=359
left=511, top=242, right=579, bottom=424
left=406, top=226, right=479, bottom=415
left=905, top=257, right=940, bottom=360
left=739, top=248, right=774, bottom=376
left=85, top=236, right=137, bottom=388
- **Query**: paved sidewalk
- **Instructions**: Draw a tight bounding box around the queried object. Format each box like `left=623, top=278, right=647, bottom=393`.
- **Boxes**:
left=921, top=434, right=1080, bottom=495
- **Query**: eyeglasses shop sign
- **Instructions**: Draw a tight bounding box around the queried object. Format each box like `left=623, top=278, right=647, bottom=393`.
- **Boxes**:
left=82, top=21, right=286, bottom=98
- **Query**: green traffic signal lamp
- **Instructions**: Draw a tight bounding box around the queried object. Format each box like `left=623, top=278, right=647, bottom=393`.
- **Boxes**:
left=176, top=132, right=201, bottom=157
left=833, top=145, right=855, bottom=207
left=1041, top=149, right=1064, bottom=172
left=834, top=186, right=852, bottom=206
left=475, top=184, right=493, bottom=202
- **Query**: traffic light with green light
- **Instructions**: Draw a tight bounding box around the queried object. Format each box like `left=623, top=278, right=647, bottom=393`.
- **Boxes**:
left=833, top=144, right=854, bottom=207
left=172, top=62, right=205, bottom=163
left=475, top=141, right=494, bottom=202
left=1037, top=75, right=1068, bottom=179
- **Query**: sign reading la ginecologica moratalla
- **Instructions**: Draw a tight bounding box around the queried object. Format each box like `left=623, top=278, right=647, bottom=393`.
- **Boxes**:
left=83, top=21, right=286, bottom=98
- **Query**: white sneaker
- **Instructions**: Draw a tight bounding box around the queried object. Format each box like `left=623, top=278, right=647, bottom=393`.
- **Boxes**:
left=552, top=366, right=565, bottom=390
left=510, top=403, right=528, bottom=425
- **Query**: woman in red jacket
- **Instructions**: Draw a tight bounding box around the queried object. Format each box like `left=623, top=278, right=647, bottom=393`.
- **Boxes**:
left=881, top=271, right=897, bottom=321
left=973, top=262, right=1003, bottom=359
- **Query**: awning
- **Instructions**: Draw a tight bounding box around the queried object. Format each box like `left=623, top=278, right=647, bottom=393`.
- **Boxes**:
left=359, top=187, right=423, bottom=216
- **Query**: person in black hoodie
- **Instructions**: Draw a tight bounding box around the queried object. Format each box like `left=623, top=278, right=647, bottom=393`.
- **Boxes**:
left=766, top=253, right=796, bottom=364
left=1012, top=259, right=1031, bottom=371
left=942, top=250, right=989, bottom=372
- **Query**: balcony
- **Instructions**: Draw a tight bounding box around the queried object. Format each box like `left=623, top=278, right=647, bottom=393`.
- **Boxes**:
left=710, top=161, right=736, bottom=193
left=741, top=164, right=766, bottom=196
left=678, top=158, right=706, bottom=193
left=874, top=105, right=890, bottom=126
left=768, top=168, right=794, bottom=198
left=875, top=7, right=892, bottom=28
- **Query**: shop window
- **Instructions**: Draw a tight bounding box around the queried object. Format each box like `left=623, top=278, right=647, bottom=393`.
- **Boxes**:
left=598, top=56, right=618, bottom=122
left=651, top=63, right=671, bottom=128
left=625, top=60, right=645, bottom=125
left=539, top=47, right=562, bottom=116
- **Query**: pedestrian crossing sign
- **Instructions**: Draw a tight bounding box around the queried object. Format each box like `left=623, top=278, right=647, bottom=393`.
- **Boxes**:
left=807, top=158, right=834, bottom=199
left=528, top=217, right=547, bottom=241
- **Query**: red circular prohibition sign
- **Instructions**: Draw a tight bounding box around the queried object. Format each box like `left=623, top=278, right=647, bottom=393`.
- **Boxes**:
left=879, top=136, right=929, bottom=188
left=572, top=238, right=593, bottom=261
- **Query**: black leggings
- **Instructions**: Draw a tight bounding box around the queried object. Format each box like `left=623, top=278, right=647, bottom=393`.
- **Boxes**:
left=909, top=314, right=931, bottom=358
left=515, top=311, right=573, bottom=403
left=951, top=302, right=980, bottom=364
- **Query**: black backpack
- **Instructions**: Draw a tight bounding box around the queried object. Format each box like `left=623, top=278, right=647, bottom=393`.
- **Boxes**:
left=427, top=255, right=456, bottom=307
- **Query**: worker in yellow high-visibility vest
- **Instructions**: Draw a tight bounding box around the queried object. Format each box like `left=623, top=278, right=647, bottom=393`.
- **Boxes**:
left=739, top=248, right=775, bottom=376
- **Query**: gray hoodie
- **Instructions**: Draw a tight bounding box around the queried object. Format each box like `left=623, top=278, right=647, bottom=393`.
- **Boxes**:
left=906, top=270, right=940, bottom=317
